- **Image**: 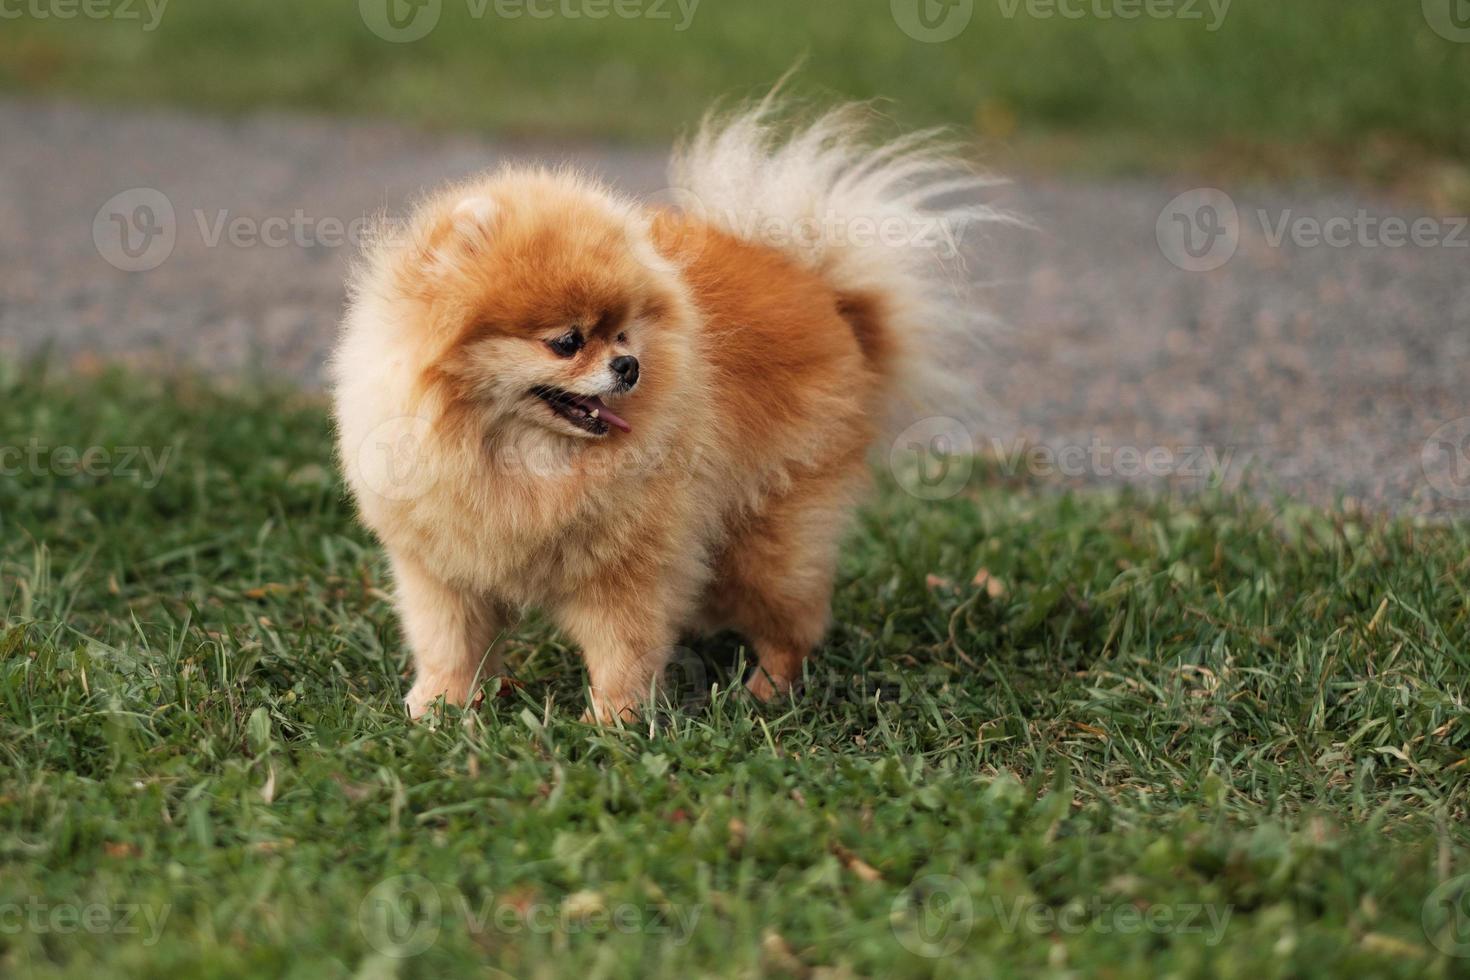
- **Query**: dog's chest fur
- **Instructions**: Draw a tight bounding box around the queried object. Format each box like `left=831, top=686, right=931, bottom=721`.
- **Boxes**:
left=374, top=443, right=711, bottom=607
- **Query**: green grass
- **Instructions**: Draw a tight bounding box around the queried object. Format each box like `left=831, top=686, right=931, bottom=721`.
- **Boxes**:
left=2, top=362, right=1469, bottom=978
left=2, top=1, right=1469, bottom=188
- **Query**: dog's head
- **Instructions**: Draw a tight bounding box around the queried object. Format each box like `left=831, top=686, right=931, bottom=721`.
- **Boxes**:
left=372, top=169, right=693, bottom=446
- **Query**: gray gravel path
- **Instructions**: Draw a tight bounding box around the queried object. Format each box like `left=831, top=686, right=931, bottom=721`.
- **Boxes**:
left=3, top=98, right=1467, bottom=515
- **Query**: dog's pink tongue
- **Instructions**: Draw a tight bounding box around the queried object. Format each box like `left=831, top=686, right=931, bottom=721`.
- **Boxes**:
left=573, top=395, right=631, bottom=433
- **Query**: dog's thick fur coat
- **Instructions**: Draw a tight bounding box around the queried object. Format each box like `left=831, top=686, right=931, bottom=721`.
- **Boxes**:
left=331, top=100, right=997, bottom=720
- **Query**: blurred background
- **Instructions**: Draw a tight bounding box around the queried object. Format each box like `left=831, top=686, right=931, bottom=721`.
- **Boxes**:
left=3, top=0, right=1468, bottom=195
left=2, top=0, right=1468, bottom=511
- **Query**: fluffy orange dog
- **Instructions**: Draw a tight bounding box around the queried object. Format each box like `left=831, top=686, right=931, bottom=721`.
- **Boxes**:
left=331, top=100, right=995, bottom=720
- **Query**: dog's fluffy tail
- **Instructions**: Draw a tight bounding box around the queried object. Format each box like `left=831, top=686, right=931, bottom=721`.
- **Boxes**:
left=668, top=96, right=1009, bottom=434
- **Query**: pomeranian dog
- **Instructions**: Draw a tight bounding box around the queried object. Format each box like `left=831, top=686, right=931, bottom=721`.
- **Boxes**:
left=331, top=97, right=996, bottom=721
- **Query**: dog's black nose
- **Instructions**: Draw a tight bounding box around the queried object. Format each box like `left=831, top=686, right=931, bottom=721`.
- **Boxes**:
left=610, top=355, right=639, bottom=387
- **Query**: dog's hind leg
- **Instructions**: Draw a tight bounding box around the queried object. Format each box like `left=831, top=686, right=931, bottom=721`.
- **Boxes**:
left=715, top=472, right=865, bottom=701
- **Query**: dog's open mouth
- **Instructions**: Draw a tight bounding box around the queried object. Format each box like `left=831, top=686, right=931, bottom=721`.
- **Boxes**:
left=530, top=386, right=632, bottom=435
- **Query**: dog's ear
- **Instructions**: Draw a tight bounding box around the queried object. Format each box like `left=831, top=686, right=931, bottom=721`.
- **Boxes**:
left=452, top=196, right=499, bottom=235
left=418, top=195, right=500, bottom=281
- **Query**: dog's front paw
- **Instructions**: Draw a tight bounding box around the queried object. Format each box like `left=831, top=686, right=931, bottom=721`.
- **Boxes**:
left=745, top=669, right=796, bottom=702
left=581, top=693, right=643, bottom=726
left=404, top=676, right=470, bottom=719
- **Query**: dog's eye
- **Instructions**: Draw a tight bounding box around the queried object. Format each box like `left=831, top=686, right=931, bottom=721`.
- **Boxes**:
left=616, top=332, right=627, bottom=344
left=547, top=330, right=583, bottom=358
